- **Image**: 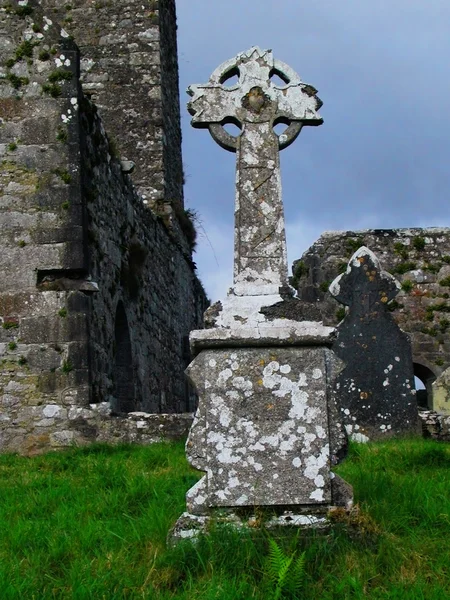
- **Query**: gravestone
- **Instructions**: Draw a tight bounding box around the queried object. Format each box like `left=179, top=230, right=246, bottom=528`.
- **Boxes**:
left=171, top=48, right=353, bottom=540
left=329, top=247, right=420, bottom=440
left=431, top=367, right=450, bottom=416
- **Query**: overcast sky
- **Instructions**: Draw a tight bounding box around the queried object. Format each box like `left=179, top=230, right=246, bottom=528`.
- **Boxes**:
left=176, top=0, right=450, bottom=301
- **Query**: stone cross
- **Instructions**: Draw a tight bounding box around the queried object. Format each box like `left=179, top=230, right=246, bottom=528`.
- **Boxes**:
left=171, top=50, right=352, bottom=542
left=188, top=47, right=323, bottom=296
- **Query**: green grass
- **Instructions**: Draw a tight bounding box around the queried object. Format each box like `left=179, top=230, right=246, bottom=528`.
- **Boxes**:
left=0, top=438, right=448, bottom=598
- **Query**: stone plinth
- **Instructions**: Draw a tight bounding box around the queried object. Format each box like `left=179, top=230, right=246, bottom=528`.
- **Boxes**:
left=169, top=306, right=353, bottom=541
left=187, top=347, right=334, bottom=512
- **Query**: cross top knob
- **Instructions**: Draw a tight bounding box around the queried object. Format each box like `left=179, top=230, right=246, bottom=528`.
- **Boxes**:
left=188, top=48, right=323, bottom=297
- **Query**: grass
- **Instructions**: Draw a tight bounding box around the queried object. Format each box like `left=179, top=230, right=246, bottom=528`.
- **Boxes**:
left=0, top=438, right=448, bottom=598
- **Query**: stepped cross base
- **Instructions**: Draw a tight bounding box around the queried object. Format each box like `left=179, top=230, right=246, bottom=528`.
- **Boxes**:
left=170, top=509, right=332, bottom=544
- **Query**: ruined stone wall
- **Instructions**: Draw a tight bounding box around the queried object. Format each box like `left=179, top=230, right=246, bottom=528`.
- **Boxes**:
left=81, top=95, right=206, bottom=414
left=40, top=0, right=184, bottom=208
left=0, top=1, right=207, bottom=454
left=294, top=228, right=450, bottom=404
left=0, top=1, right=90, bottom=453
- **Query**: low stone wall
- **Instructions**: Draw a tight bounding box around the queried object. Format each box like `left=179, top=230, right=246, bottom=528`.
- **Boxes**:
left=6, top=407, right=194, bottom=455
left=419, top=410, right=450, bottom=442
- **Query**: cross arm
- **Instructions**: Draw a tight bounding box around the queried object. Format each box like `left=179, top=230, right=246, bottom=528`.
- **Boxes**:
left=187, top=84, right=241, bottom=128
left=273, top=84, right=323, bottom=125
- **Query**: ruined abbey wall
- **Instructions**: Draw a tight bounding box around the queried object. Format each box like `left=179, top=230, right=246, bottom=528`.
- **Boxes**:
left=294, top=228, right=450, bottom=409
left=0, top=0, right=206, bottom=454
left=40, top=0, right=184, bottom=206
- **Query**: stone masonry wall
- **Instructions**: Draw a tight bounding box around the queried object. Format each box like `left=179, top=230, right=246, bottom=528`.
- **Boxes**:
left=40, top=0, right=184, bottom=208
left=294, top=228, right=450, bottom=407
left=81, top=93, right=207, bottom=414
left=0, top=1, right=207, bottom=454
left=0, top=1, right=91, bottom=453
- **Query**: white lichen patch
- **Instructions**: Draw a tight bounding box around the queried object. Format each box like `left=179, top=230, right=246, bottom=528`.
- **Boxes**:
left=345, top=424, right=369, bottom=443
left=309, top=489, right=324, bottom=501
left=312, top=368, right=322, bottom=380
left=43, top=404, right=61, bottom=418
left=217, top=368, right=232, bottom=385
left=55, top=54, right=71, bottom=68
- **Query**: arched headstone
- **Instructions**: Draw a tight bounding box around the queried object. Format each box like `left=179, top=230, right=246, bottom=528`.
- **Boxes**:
left=329, top=247, right=419, bottom=440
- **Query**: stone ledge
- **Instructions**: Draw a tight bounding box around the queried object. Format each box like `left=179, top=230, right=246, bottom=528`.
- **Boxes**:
left=190, top=323, right=335, bottom=353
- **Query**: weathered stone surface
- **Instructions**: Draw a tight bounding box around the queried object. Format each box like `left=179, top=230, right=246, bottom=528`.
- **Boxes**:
left=186, top=347, right=340, bottom=512
left=188, top=46, right=322, bottom=298
left=169, top=510, right=329, bottom=543
left=0, top=1, right=207, bottom=454
left=431, top=367, right=450, bottom=415
left=40, top=0, right=184, bottom=209
left=419, top=409, right=450, bottom=440
left=173, top=49, right=352, bottom=541
left=329, top=247, right=419, bottom=440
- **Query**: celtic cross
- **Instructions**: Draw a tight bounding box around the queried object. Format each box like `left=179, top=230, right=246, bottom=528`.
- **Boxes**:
left=188, top=47, right=323, bottom=297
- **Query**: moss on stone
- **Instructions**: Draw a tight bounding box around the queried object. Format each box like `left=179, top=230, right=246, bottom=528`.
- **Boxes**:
left=48, top=69, right=73, bottom=83
left=41, top=83, right=62, bottom=98
left=15, top=40, right=36, bottom=61
left=413, top=236, right=426, bottom=251
left=401, top=279, right=413, bottom=292
left=393, top=262, right=416, bottom=275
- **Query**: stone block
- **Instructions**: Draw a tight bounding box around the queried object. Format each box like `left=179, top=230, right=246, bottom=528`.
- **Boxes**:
left=66, top=341, right=89, bottom=370
left=20, top=314, right=88, bottom=344
left=186, top=346, right=341, bottom=513
left=27, top=345, right=63, bottom=372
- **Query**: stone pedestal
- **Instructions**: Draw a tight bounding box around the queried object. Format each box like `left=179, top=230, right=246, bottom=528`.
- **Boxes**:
left=170, top=298, right=353, bottom=542
left=188, top=346, right=334, bottom=510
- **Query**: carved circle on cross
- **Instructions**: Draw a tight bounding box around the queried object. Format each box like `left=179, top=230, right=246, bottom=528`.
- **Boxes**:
left=208, top=55, right=303, bottom=152
left=187, top=47, right=323, bottom=154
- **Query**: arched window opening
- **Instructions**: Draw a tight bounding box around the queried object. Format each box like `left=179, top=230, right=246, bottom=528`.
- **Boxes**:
left=413, top=363, right=436, bottom=409
left=112, top=302, right=136, bottom=413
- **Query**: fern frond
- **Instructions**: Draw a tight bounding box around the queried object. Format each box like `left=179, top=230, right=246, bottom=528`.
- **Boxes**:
left=274, top=556, right=293, bottom=595
left=267, top=538, right=286, bottom=584
left=291, top=551, right=306, bottom=592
